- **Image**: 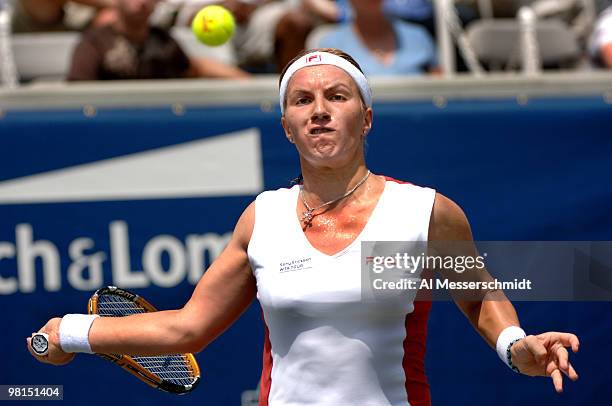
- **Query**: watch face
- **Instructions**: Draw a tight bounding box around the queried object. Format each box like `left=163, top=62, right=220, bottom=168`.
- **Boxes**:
left=32, top=334, right=48, bottom=355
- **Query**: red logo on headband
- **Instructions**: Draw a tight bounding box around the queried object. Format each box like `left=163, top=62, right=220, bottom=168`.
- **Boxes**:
left=306, top=54, right=322, bottom=63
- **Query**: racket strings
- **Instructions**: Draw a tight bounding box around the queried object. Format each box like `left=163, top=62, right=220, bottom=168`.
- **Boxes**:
left=96, top=293, right=197, bottom=386
left=96, top=295, right=147, bottom=316
left=132, top=354, right=197, bottom=385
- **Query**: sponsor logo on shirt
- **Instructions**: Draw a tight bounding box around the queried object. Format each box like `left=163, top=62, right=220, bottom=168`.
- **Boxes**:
left=279, top=257, right=312, bottom=273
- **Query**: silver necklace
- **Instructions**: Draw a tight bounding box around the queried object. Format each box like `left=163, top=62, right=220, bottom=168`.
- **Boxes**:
left=300, top=170, right=371, bottom=227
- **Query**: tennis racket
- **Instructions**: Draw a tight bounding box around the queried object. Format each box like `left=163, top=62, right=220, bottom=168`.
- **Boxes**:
left=86, top=286, right=201, bottom=394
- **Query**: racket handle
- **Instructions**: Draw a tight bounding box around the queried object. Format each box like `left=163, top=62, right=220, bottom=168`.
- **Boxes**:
left=30, top=332, right=49, bottom=356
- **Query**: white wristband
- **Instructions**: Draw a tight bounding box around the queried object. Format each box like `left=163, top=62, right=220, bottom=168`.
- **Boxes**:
left=496, top=326, right=526, bottom=371
left=59, top=314, right=100, bottom=353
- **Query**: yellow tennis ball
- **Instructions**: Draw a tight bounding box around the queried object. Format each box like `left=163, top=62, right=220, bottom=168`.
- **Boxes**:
left=191, top=5, right=235, bottom=47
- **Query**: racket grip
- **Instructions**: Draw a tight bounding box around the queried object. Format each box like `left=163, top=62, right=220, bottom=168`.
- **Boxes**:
left=30, top=332, right=49, bottom=356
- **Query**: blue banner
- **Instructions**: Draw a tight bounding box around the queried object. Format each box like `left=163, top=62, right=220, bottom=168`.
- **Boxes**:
left=1, top=96, right=611, bottom=405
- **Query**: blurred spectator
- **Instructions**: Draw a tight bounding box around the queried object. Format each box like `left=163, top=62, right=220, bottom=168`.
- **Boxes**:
left=322, top=0, right=474, bottom=71
left=315, top=0, right=437, bottom=75
left=333, top=0, right=476, bottom=38
left=334, top=0, right=434, bottom=33
left=221, top=0, right=313, bottom=73
left=11, top=0, right=114, bottom=32
left=301, top=0, right=339, bottom=22
left=174, top=1, right=318, bottom=73
left=67, top=0, right=248, bottom=80
left=381, top=0, right=436, bottom=34
left=590, top=5, right=612, bottom=67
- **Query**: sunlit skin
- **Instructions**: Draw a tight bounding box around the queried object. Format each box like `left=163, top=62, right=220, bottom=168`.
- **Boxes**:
left=28, top=56, right=580, bottom=396
left=277, top=64, right=580, bottom=394
left=281, top=65, right=386, bottom=254
left=281, top=65, right=372, bottom=174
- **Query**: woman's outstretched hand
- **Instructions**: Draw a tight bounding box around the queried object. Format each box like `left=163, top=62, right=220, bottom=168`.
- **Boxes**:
left=510, top=332, right=580, bottom=393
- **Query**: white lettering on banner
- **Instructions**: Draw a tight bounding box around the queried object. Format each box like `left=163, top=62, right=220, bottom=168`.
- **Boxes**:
left=186, top=233, right=231, bottom=284
left=143, top=235, right=187, bottom=288
left=0, top=222, right=232, bottom=294
left=67, top=238, right=106, bottom=291
left=110, top=221, right=149, bottom=288
left=16, top=224, right=61, bottom=293
left=0, top=243, right=17, bottom=294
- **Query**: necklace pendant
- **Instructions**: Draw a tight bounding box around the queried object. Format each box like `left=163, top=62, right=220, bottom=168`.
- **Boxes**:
left=298, top=170, right=371, bottom=228
left=301, top=209, right=314, bottom=226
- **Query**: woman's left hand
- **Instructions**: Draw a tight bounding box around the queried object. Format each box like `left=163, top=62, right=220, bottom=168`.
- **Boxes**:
left=510, top=332, right=580, bottom=393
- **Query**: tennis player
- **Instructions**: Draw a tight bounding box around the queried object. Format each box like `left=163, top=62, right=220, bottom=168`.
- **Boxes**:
left=28, top=48, right=579, bottom=405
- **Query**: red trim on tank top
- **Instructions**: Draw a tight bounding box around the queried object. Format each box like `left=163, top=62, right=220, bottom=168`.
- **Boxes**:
left=259, top=311, right=273, bottom=406
left=384, top=175, right=432, bottom=406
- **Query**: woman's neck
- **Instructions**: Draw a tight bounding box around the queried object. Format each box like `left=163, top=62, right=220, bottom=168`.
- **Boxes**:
left=300, top=161, right=371, bottom=205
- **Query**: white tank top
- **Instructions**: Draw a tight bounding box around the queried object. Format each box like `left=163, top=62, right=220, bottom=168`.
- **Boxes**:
left=248, top=178, right=436, bottom=406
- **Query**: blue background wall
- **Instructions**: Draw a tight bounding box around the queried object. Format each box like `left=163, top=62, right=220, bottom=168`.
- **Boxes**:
left=0, top=96, right=611, bottom=405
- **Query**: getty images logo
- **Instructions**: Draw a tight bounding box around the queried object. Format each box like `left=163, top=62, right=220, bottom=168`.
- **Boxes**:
left=0, top=221, right=231, bottom=295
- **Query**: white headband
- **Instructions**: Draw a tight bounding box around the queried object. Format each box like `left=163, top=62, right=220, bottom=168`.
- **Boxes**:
left=279, top=51, right=372, bottom=114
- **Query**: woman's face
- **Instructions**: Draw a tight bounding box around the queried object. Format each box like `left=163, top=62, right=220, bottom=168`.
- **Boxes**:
left=281, top=65, right=372, bottom=170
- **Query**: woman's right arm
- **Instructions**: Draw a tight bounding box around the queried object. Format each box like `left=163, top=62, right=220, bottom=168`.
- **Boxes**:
left=28, top=202, right=257, bottom=363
